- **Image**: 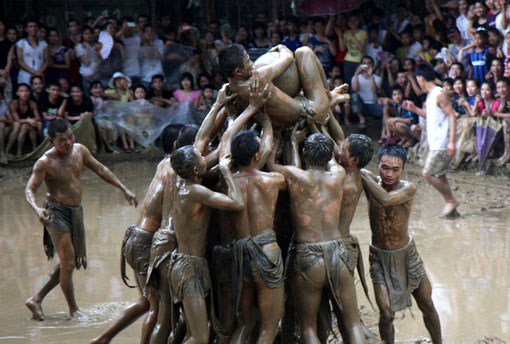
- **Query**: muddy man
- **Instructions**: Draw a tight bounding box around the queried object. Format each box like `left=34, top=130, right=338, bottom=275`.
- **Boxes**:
left=361, top=144, right=442, bottom=344
left=268, top=133, right=366, bottom=344
left=25, top=119, right=137, bottom=321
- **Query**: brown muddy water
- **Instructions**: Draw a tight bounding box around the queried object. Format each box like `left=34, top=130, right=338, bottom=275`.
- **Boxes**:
left=0, top=160, right=509, bottom=343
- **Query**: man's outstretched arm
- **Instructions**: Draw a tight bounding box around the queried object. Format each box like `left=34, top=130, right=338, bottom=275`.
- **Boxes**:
left=360, top=169, right=416, bottom=207
left=81, top=144, right=138, bottom=207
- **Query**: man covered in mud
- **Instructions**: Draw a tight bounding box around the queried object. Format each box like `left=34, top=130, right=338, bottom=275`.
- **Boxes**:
left=361, top=144, right=442, bottom=344
left=268, top=133, right=366, bottom=344
left=25, top=119, right=137, bottom=321
left=217, top=44, right=348, bottom=136
left=90, top=125, right=182, bottom=344
left=216, top=78, right=285, bottom=343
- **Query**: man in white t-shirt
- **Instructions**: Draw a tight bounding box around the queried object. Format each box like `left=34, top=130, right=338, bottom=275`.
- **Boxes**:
left=350, top=55, right=384, bottom=130
left=118, top=17, right=142, bottom=85
left=404, top=62, right=459, bottom=217
left=140, top=24, right=164, bottom=85
left=456, top=0, right=471, bottom=40
left=16, top=20, right=49, bottom=85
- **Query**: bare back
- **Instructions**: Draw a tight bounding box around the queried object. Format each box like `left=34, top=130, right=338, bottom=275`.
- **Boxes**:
left=136, top=158, right=172, bottom=232
left=338, top=171, right=363, bottom=238
left=367, top=179, right=414, bottom=250
left=285, top=167, right=345, bottom=244
left=226, top=169, right=285, bottom=239
left=39, top=144, right=86, bottom=206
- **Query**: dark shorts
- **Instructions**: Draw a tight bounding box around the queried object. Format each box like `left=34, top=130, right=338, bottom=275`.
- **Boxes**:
left=169, top=252, right=211, bottom=303
left=122, top=225, right=155, bottom=276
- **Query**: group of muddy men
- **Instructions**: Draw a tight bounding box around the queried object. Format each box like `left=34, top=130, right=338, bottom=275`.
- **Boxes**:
left=24, top=44, right=443, bottom=344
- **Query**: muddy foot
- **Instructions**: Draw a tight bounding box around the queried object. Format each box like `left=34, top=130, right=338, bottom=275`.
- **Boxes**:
left=25, top=298, right=44, bottom=321
left=70, top=309, right=88, bottom=321
left=441, top=201, right=459, bottom=217
left=89, top=336, right=108, bottom=344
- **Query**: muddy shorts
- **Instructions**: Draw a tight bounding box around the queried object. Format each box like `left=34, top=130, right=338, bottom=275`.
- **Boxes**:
left=369, top=238, right=426, bottom=313
left=43, top=201, right=87, bottom=269
left=122, top=225, right=154, bottom=276
left=169, top=252, right=211, bottom=304
left=422, top=149, right=451, bottom=177
left=296, top=96, right=318, bottom=120
left=146, top=228, right=177, bottom=290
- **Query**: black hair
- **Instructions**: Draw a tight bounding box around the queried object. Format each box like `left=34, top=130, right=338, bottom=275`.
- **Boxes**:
left=67, top=18, right=79, bottom=26
left=48, top=118, right=71, bottom=139
left=303, top=133, right=333, bottom=168
left=498, top=77, right=510, bottom=85
left=47, top=81, right=61, bottom=89
left=47, top=27, right=59, bottom=36
left=443, top=78, right=454, bottom=87
left=161, top=124, right=184, bottom=154
left=16, top=83, right=31, bottom=92
left=288, top=16, right=300, bottom=26
left=176, top=125, right=198, bottom=149
left=231, top=130, right=260, bottom=166
left=492, top=57, right=504, bottom=67
left=25, top=18, right=38, bottom=28
left=361, top=55, right=374, bottom=65
left=137, top=14, right=149, bottom=22
left=82, top=25, right=93, bottom=34
left=151, top=74, right=165, bottom=83
left=449, top=62, right=464, bottom=73
left=134, top=84, right=147, bottom=93
left=474, top=30, right=488, bottom=41
left=488, top=27, right=501, bottom=38
left=412, top=24, right=425, bottom=33
left=171, top=145, right=198, bottom=179
left=453, top=77, right=465, bottom=86
left=179, top=72, right=195, bottom=90
left=346, top=134, right=373, bottom=168
left=415, top=62, right=436, bottom=82
left=122, top=16, right=135, bottom=23
left=391, top=85, right=404, bottom=94
left=70, top=83, right=83, bottom=92
left=404, top=58, right=416, bottom=67
left=89, top=80, right=103, bottom=90
left=143, top=24, right=154, bottom=32
left=218, top=44, right=247, bottom=78
left=378, top=144, right=407, bottom=164
left=30, top=75, right=44, bottom=85
left=202, top=84, right=215, bottom=91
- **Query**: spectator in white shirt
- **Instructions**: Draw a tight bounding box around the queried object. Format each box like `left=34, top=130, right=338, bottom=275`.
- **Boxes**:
left=456, top=0, right=471, bottom=40
left=140, top=24, right=164, bottom=86
left=16, top=20, right=49, bottom=85
left=117, top=16, right=142, bottom=85
left=75, top=26, right=100, bottom=95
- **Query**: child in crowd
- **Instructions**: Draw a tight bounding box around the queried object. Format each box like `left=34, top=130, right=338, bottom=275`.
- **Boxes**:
left=464, top=30, right=494, bottom=84
left=134, top=84, right=148, bottom=101
left=105, top=72, right=134, bottom=102
left=0, top=88, right=17, bottom=163
left=466, top=78, right=480, bottom=106
left=90, top=81, right=105, bottom=109
left=194, top=84, right=215, bottom=112
left=452, top=77, right=472, bottom=117
left=58, top=77, right=71, bottom=98
left=41, top=82, right=66, bottom=136
left=327, top=64, right=342, bottom=89
left=382, top=85, right=418, bottom=147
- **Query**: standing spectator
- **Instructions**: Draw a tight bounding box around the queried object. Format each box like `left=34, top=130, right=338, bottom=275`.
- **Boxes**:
left=448, top=28, right=470, bottom=72
left=487, top=27, right=503, bottom=57
left=173, top=72, right=200, bottom=103
left=364, top=25, right=383, bottom=71
left=234, top=25, right=253, bottom=49
left=96, top=21, right=124, bottom=86
left=207, top=20, right=221, bottom=40
left=470, top=1, right=489, bottom=35
left=45, top=28, right=71, bottom=84
left=466, top=30, right=494, bottom=84
left=62, top=19, right=82, bottom=84
left=253, top=24, right=270, bottom=49
left=75, top=26, right=100, bottom=94
left=214, top=24, right=233, bottom=51
left=140, top=24, right=164, bottom=87
left=457, top=0, right=471, bottom=40
left=282, top=17, right=302, bottom=52
left=136, top=15, right=149, bottom=33
left=308, top=18, right=335, bottom=73
left=0, top=87, right=18, bottom=163
left=0, top=19, right=13, bottom=101
left=148, top=74, right=172, bottom=108
left=16, top=20, right=49, bottom=85
left=486, top=0, right=500, bottom=27
left=350, top=55, right=384, bottom=130
left=9, top=83, right=42, bottom=155
left=64, top=84, right=94, bottom=124
left=117, top=17, right=142, bottom=86
left=41, top=81, right=66, bottom=135
left=343, top=12, right=367, bottom=87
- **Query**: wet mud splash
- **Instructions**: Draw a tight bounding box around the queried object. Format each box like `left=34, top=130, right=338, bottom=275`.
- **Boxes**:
left=0, top=160, right=509, bottom=343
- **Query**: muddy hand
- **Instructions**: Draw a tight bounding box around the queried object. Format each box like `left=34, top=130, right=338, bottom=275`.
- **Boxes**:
left=249, top=78, right=271, bottom=109
left=219, top=154, right=233, bottom=171
left=124, top=189, right=138, bottom=207
left=217, top=83, right=237, bottom=105
left=36, top=207, right=51, bottom=225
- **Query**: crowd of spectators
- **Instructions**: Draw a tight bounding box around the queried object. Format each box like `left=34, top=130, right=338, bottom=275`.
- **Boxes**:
left=1, top=0, right=510, bottom=170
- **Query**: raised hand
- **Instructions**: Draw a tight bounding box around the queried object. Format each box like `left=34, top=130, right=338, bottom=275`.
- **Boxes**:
left=216, top=83, right=237, bottom=105
left=249, top=77, right=271, bottom=109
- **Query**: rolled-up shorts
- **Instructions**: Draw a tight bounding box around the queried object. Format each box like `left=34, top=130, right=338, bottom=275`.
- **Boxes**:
left=422, top=149, right=451, bottom=177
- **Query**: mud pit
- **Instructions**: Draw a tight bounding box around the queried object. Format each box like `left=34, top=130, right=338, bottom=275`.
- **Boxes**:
left=0, top=159, right=509, bottom=343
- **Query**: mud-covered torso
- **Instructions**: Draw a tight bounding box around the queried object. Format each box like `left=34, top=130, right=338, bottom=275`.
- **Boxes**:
left=338, top=171, right=363, bottom=238
left=44, top=147, right=84, bottom=206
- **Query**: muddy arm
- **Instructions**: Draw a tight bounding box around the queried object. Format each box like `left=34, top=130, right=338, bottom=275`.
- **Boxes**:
left=257, top=44, right=294, bottom=81
left=360, top=169, right=416, bottom=206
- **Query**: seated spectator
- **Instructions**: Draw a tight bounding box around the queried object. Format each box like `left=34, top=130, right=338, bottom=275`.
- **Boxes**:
left=75, top=26, right=101, bottom=93
left=16, top=20, right=48, bottom=85
left=234, top=25, right=253, bottom=49
left=466, top=78, right=480, bottom=106
left=197, top=72, right=212, bottom=90
left=488, top=78, right=510, bottom=165
left=327, top=64, right=342, bottom=90
left=476, top=81, right=503, bottom=116
left=282, top=17, right=302, bottom=52
left=442, top=78, right=455, bottom=98
left=89, top=81, right=105, bottom=109
left=194, top=84, right=215, bottom=112
left=0, top=87, right=19, bottom=163
left=214, top=24, right=233, bottom=51
left=485, top=58, right=504, bottom=89
left=212, top=70, right=226, bottom=90
left=8, top=83, right=42, bottom=155
left=59, top=77, right=70, bottom=98
left=173, top=72, right=200, bottom=104
left=253, top=24, right=270, bottom=49
left=148, top=74, right=172, bottom=108
left=134, top=84, right=148, bottom=101
left=30, top=75, right=47, bottom=114
left=350, top=55, right=384, bottom=130
left=448, top=62, right=465, bottom=79
left=383, top=85, right=419, bottom=147
left=270, top=31, right=282, bottom=47
left=45, top=28, right=70, bottom=85
left=105, top=72, right=134, bottom=102
left=452, top=77, right=474, bottom=117
left=308, top=18, right=335, bottom=72
left=433, top=55, right=448, bottom=81
left=64, top=84, right=94, bottom=124
left=140, top=24, right=164, bottom=86
left=41, top=81, right=66, bottom=135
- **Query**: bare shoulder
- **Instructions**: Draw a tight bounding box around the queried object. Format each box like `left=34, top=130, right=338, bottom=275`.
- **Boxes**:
left=33, top=154, right=50, bottom=171
left=399, top=180, right=417, bottom=194
left=260, top=170, right=285, bottom=182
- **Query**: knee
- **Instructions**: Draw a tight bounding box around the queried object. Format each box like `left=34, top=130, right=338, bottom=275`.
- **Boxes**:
left=60, top=259, right=76, bottom=273
left=379, top=309, right=394, bottom=326
left=295, top=46, right=313, bottom=58
left=422, top=173, right=431, bottom=181
left=193, top=331, right=209, bottom=344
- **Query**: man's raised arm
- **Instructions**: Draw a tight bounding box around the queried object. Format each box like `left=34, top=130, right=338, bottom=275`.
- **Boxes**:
left=80, top=144, right=138, bottom=207
left=195, top=83, right=236, bottom=155
left=360, top=169, right=416, bottom=207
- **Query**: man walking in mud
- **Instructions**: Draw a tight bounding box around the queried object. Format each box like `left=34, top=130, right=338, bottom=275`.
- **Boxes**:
left=403, top=62, right=458, bottom=217
left=25, top=118, right=137, bottom=321
left=361, top=144, right=442, bottom=344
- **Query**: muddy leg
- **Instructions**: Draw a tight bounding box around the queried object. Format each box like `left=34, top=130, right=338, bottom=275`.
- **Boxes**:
left=281, top=278, right=296, bottom=344
left=497, top=121, right=510, bottom=166
left=181, top=295, right=209, bottom=344
left=28, top=126, right=37, bottom=151
left=5, top=121, right=20, bottom=154
left=150, top=268, right=172, bottom=344
left=141, top=275, right=159, bottom=344
left=230, top=281, right=257, bottom=344
left=412, top=275, right=442, bottom=344
left=17, top=123, right=29, bottom=156
left=422, top=173, right=458, bottom=216
left=336, top=269, right=366, bottom=344
left=25, top=264, right=61, bottom=320
left=373, top=283, right=394, bottom=344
